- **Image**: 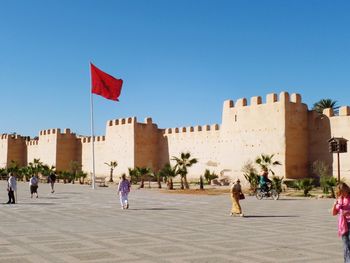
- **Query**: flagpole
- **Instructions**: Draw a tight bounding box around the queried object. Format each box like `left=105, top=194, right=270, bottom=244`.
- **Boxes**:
left=90, top=65, right=96, bottom=190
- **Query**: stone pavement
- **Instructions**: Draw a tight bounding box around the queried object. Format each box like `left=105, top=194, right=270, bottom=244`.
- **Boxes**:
left=0, top=181, right=342, bottom=263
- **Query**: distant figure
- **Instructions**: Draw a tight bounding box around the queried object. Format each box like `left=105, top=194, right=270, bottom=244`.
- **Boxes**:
left=117, top=174, right=131, bottom=209
left=48, top=172, right=56, bottom=193
left=230, top=179, right=244, bottom=217
left=7, top=173, right=17, bottom=204
left=29, top=175, right=39, bottom=198
left=332, top=182, right=350, bottom=262
left=259, top=168, right=271, bottom=192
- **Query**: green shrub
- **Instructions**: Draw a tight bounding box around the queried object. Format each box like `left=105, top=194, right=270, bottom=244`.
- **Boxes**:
left=241, top=161, right=259, bottom=192
left=320, top=176, right=337, bottom=198
left=294, top=178, right=314, bottom=197
left=203, top=169, right=218, bottom=184
left=271, top=176, right=284, bottom=193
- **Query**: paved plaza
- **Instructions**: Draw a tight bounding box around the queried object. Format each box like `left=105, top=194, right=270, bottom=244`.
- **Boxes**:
left=0, top=181, right=342, bottom=263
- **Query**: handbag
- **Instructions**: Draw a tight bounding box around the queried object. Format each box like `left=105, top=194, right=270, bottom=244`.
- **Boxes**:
left=239, top=192, right=245, bottom=200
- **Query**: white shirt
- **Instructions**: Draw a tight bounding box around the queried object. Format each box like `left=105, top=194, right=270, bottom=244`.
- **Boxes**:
left=8, top=176, right=17, bottom=191
left=29, top=176, right=38, bottom=186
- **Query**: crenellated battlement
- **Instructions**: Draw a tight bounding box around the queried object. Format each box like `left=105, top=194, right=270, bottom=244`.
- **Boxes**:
left=0, top=133, right=30, bottom=141
left=39, top=128, right=61, bottom=136
left=223, top=92, right=303, bottom=110
left=164, top=124, right=220, bottom=134
left=27, top=139, right=39, bottom=146
left=81, top=136, right=106, bottom=144
left=323, top=106, right=350, bottom=117
left=108, top=117, right=137, bottom=127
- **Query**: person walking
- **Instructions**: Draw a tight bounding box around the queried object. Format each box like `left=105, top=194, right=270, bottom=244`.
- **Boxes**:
left=117, top=174, right=131, bottom=209
left=332, top=182, right=350, bottom=263
left=48, top=172, right=56, bottom=193
left=230, top=179, right=244, bottom=217
left=7, top=173, right=17, bottom=204
left=29, top=175, right=39, bottom=198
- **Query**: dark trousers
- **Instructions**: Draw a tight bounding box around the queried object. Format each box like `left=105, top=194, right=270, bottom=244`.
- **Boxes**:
left=342, top=222, right=350, bottom=263
left=8, top=189, right=15, bottom=204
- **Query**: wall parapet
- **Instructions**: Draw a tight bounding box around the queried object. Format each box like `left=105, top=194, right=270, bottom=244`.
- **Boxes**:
left=1, top=134, right=30, bottom=141
left=339, top=106, right=350, bottom=116
left=108, top=117, right=137, bottom=127
left=322, top=106, right=350, bottom=118
left=27, top=139, right=39, bottom=146
left=223, top=92, right=303, bottom=110
left=164, top=124, right=220, bottom=135
left=81, top=136, right=106, bottom=143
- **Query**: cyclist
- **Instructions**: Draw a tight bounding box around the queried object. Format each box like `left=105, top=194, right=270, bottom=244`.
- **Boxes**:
left=259, top=168, right=271, bottom=192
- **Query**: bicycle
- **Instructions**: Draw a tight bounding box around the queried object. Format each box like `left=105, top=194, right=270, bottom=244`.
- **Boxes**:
left=255, top=183, right=279, bottom=200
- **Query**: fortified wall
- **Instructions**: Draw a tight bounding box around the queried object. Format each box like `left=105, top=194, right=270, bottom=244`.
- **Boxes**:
left=1, top=92, right=349, bottom=181
left=26, top=128, right=81, bottom=171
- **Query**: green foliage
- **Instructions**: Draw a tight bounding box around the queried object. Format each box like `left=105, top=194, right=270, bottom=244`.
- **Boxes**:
left=7, top=160, right=20, bottom=175
left=77, top=171, right=88, bottom=184
left=128, top=168, right=139, bottom=184
left=271, top=176, right=284, bottom=194
left=159, top=163, right=177, bottom=190
left=28, top=159, right=44, bottom=177
left=41, top=165, right=56, bottom=178
left=312, top=99, right=339, bottom=115
left=58, top=171, right=72, bottom=183
left=203, top=169, right=218, bottom=184
left=294, top=178, right=314, bottom=197
left=69, top=160, right=82, bottom=184
left=0, top=168, right=7, bottom=178
left=241, top=161, right=259, bottom=192
left=134, top=167, right=152, bottom=188
left=255, top=154, right=281, bottom=176
left=312, top=160, right=336, bottom=197
left=105, top=161, right=118, bottom=182
left=172, top=152, right=198, bottom=189
left=320, top=176, right=337, bottom=197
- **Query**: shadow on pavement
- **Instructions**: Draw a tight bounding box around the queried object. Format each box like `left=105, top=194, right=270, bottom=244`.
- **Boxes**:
left=40, top=196, right=68, bottom=200
left=128, top=208, right=179, bottom=211
left=3, top=203, right=56, bottom=206
left=243, top=215, right=299, bottom=218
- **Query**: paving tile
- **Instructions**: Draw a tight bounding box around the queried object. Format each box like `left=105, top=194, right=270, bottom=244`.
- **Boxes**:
left=0, top=181, right=343, bottom=262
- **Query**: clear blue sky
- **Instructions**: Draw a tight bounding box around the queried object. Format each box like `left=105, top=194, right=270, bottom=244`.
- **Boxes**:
left=1, top=0, right=349, bottom=137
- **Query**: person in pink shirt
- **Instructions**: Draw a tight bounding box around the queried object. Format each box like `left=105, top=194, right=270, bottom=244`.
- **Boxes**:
left=117, top=174, right=131, bottom=209
left=332, top=182, right=350, bottom=263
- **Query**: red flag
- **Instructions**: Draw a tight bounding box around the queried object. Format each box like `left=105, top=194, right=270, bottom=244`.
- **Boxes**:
left=90, top=63, right=123, bottom=101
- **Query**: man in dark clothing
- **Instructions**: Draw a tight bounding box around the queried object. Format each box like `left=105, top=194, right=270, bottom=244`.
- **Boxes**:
left=48, top=173, right=57, bottom=193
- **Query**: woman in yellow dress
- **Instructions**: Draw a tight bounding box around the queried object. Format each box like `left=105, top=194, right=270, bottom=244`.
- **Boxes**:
left=230, top=179, right=244, bottom=217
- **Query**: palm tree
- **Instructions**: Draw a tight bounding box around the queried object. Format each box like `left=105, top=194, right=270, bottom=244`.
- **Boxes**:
left=28, top=159, right=44, bottom=177
left=105, top=161, right=118, bottom=182
left=69, top=160, right=82, bottom=184
left=0, top=168, right=7, bottom=180
left=255, top=154, right=281, bottom=176
left=172, top=152, right=198, bottom=189
left=41, top=165, right=56, bottom=181
left=313, top=99, right=339, bottom=115
left=128, top=168, right=139, bottom=184
left=77, top=171, right=88, bottom=184
left=159, top=163, right=177, bottom=190
left=135, top=167, right=152, bottom=188
left=153, top=172, right=162, bottom=189
left=6, top=160, right=20, bottom=178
